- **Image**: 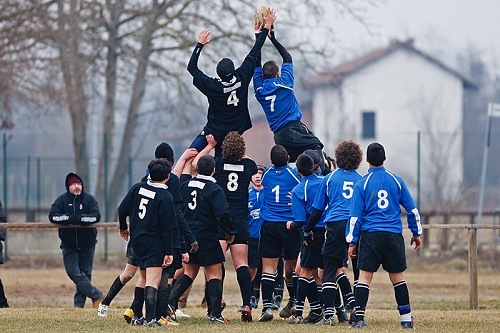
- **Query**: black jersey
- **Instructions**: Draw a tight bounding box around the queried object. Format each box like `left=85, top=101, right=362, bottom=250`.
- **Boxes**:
left=118, top=180, right=177, bottom=260
left=187, top=29, right=269, bottom=136
left=214, top=157, right=258, bottom=219
left=181, top=174, right=229, bottom=241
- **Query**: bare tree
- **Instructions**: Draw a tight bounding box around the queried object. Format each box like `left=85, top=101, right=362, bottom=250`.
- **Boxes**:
left=0, top=0, right=378, bottom=217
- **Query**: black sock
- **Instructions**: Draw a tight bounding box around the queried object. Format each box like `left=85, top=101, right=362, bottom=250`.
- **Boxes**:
left=393, top=280, right=410, bottom=306
left=290, top=271, right=297, bottom=300
left=144, top=286, right=158, bottom=322
left=273, top=262, right=284, bottom=302
left=307, top=278, right=322, bottom=314
left=294, top=277, right=309, bottom=317
left=334, top=286, right=343, bottom=309
left=251, top=277, right=261, bottom=302
left=155, top=269, right=170, bottom=319
left=207, top=278, right=223, bottom=318
left=102, top=276, right=124, bottom=306
left=133, top=287, right=145, bottom=318
left=317, top=284, right=323, bottom=309
left=336, top=272, right=355, bottom=309
left=168, top=274, right=193, bottom=310
left=236, top=266, right=252, bottom=307
left=354, top=282, right=369, bottom=321
left=261, top=272, right=275, bottom=311
left=322, top=281, right=337, bottom=318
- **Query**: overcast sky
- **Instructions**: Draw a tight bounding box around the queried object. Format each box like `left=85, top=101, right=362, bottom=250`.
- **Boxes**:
left=331, top=0, right=500, bottom=66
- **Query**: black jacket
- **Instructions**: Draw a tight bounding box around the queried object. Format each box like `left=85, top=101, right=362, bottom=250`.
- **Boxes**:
left=49, top=173, right=101, bottom=249
left=0, top=200, right=6, bottom=264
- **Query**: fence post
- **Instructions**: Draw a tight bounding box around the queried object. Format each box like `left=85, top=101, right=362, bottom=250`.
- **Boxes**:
left=468, top=227, right=478, bottom=309
left=3, top=133, right=8, bottom=262
left=25, top=156, right=31, bottom=222
left=103, top=133, right=109, bottom=262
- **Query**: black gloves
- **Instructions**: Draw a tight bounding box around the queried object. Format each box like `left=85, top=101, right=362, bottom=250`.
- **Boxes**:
left=303, top=230, right=314, bottom=246
left=68, top=214, right=81, bottom=225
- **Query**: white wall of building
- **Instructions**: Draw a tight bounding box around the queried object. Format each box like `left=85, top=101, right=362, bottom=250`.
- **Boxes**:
left=312, top=47, right=464, bottom=207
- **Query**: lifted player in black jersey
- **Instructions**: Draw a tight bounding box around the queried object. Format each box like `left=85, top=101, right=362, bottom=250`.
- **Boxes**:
left=187, top=9, right=276, bottom=157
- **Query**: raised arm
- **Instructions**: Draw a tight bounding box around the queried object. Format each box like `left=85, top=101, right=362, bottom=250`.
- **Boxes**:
left=191, top=135, right=217, bottom=172
left=173, top=148, right=198, bottom=178
left=187, top=28, right=211, bottom=76
left=239, top=9, right=276, bottom=76
left=269, top=28, right=292, bottom=63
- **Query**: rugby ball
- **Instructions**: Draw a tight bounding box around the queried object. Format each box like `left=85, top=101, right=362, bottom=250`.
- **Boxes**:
left=254, top=4, right=270, bottom=25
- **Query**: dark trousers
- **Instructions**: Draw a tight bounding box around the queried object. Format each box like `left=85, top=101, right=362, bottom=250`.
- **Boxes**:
left=61, top=244, right=102, bottom=307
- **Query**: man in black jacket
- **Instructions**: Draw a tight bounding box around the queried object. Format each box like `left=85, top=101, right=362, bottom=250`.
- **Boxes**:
left=0, top=199, right=8, bottom=308
left=49, top=173, right=104, bottom=308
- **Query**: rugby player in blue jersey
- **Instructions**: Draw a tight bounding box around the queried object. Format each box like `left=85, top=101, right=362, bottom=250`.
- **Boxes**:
left=346, top=143, right=422, bottom=329
left=253, top=26, right=326, bottom=174
left=257, top=145, right=301, bottom=322
left=304, top=140, right=363, bottom=325
left=286, top=154, right=326, bottom=324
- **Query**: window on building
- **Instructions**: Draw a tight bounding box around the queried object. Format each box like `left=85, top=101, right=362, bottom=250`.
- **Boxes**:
left=362, top=111, right=376, bottom=139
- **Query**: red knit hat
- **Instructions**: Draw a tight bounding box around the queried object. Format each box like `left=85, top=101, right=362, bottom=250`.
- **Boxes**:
left=67, top=175, right=81, bottom=187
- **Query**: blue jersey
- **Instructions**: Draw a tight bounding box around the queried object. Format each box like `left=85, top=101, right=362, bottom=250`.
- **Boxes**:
left=253, top=62, right=302, bottom=132
left=259, top=165, right=300, bottom=222
left=291, top=174, right=326, bottom=228
left=248, top=186, right=263, bottom=239
left=346, top=167, right=422, bottom=243
left=312, top=168, right=362, bottom=223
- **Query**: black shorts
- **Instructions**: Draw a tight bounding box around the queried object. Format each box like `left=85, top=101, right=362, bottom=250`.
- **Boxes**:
left=322, top=256, right=344, bottom=282
left=188, top=241, right=225, bottom=267
left=219, top=217, right=249, bottom=244
left=259, top=222, right=301, bottom=260
left=323, top=220, right=349, bottom=260
left=126, top=242, right=137, bottom=266
left=274, top=120, right=324, bottom=163
left=357, top=231, right=407, bottom=273
left=300, top=227, right=325, bottom=269
left=135, top=252, right=165, bottom=270
left=170, top=248, right=183, bottom=271
left=248, top=238, right=261, bottom=269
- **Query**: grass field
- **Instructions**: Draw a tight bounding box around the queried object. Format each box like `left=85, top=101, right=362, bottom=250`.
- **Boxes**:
left=0, top=254, right=499, bottom=332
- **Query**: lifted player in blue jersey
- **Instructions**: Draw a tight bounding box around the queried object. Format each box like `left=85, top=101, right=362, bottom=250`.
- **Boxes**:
left=257, top=145, right=301, bottom=322
left=187, top=10, right=276, bottom=157
left=304, top=140, right=363, bottom=325
left=253, top=26, right=327, bottom=174
left=346, top=143, right=422, bottom=329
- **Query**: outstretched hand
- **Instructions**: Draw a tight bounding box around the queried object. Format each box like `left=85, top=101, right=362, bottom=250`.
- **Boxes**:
left=206, top=134, right=217, bottom=147
left=263, top=8, right=276, bottom=30
left=410, top=236, right=422, bottom=251
left=198, top=28, right=211, bottom=45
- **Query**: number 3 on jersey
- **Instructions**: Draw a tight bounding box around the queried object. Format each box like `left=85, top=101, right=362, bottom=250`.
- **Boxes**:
left=227, top=90, right=239, bottom=106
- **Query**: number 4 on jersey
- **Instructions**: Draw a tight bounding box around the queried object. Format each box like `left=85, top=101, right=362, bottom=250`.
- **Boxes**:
left=227, top=90, right=239, bottom=106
